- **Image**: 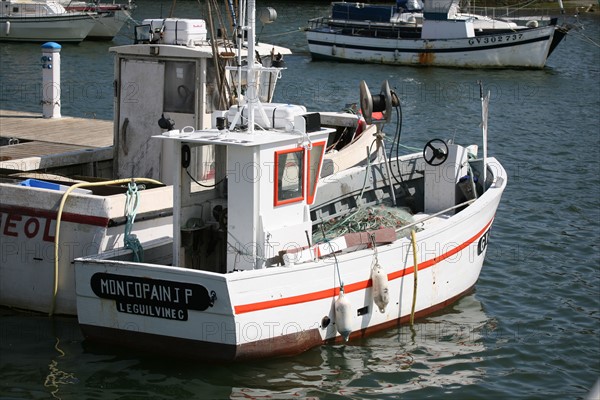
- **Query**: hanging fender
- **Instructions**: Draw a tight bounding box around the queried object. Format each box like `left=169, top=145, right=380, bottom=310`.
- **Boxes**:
left=334, top=289, right=352, bottom=341
left=371, top=262, right=389, bottom=313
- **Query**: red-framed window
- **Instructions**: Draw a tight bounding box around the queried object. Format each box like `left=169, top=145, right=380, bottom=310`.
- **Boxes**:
left=274, top=147, right=305, bottom=206
left=306, top=141, right=326, bottom=205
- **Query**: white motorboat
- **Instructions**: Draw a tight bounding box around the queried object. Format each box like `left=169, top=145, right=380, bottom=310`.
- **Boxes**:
left=0, top=0, right=96, bottom=42
left=72, top=0, right=507, bottom=361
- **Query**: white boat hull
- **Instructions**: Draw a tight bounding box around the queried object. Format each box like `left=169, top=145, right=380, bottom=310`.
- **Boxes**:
left=64, top=7, right=132, bottom=39
left=307, top=24, right=564, bottom=68
left=0, top=14, right=95, bottom=42
left=0, top=184, right=173, bottom=315
left=87, top=9, right=130, bottom=39
left=74, top=158, right=506, bottom=361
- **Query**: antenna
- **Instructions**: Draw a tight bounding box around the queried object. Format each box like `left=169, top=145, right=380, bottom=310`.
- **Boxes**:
left=246, top=0, right=257, bottom=134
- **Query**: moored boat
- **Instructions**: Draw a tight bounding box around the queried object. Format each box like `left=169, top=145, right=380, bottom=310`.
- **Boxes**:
left=72, top=0, right=507, bottom=361
left=306, top=0, right=572, bottom=68
left=0, top=0, right=97, bottom=42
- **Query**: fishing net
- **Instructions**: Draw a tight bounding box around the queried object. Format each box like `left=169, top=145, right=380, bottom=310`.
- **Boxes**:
left=314, top=205, right=415, bottom=243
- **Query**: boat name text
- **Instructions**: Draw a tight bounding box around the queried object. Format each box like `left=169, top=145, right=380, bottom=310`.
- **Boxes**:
left=91, top=273, right=215, bottom=321
left=0, top=213, right=55, bottom=242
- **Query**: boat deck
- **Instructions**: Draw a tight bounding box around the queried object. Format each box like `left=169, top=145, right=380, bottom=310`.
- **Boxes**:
left=0, top=109, right=113, bottom=172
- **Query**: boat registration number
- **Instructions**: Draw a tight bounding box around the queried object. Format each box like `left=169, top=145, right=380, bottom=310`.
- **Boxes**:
left=477, top=228, right=491, bottom=255
left=469, top=34, right=524, bottom=46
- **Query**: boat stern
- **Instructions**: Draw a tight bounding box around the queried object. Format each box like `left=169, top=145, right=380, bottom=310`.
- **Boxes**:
left=74, top=241, right=329, bottom=361
left=75, top=240, right=244, bottom=360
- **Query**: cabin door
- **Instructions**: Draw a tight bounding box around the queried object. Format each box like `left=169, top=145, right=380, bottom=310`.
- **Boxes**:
left=115, top=59, right=165, bottom=179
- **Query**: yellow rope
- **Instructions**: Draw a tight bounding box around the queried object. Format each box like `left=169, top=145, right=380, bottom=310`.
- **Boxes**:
left=50, top=178, right=163, bottom=316
left=409, top=229, right=418, bottom=326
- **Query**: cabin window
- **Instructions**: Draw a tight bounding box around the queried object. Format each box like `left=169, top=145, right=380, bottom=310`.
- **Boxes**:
left=306, top=141, right=326, bottom=205
left=205, top=63, right=218, bottom=113
left=187, top=144, right=217, bottom=194
left=274, top=148, right=305, bottom=206
left=164, top=61, right=195, bottom=114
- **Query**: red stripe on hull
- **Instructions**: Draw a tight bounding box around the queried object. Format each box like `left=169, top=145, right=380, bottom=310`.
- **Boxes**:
left=235, top=217, right=494, bottom=314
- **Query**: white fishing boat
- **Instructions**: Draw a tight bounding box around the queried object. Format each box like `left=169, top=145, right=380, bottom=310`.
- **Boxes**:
left=72, top=0, right=507, bottom=361
left=60, top=0, right=135, bottom=40
left=306, top=0, right=571, bottom=68
left=0, top=0, right=96, bottom=42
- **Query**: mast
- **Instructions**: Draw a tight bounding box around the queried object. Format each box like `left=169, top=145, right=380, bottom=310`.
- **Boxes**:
left=227, top=0, right=283, bottom=132
left=246, top=0, right=256, bottom=134
left=235, top=0, right=244, bottom=110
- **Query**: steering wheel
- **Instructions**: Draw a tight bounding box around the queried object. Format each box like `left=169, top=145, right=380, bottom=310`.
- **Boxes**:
left=423, top=139, right=449, bottom=166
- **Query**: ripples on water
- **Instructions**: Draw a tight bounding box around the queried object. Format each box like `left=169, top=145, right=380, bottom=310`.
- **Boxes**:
left=0, top=1, right=599, bottom=399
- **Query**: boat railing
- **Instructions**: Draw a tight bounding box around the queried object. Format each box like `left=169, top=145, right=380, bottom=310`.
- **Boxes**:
left=308, top=16, right=419, bottom=39
left=307, top=17, right=327, bottom=30
left=466, top=6, right=554, bottom=24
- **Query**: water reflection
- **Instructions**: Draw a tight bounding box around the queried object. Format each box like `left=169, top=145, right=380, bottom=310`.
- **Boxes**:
left=227, top=294, right=494, bottom=398
left=44, top=338, right=79, bottom=399
left=0, top=310, right=81, bottom=399
left=1, top=294, right=494, bottom=399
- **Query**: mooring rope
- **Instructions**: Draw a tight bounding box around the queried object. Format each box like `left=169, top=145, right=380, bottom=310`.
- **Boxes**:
left=409, top=229, right=418, bottom=326
left=51, top=178, right=162, bottom=316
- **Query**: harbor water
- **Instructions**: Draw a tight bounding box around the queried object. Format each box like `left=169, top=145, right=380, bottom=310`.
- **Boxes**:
left=1, top=1, right=599, bottom=398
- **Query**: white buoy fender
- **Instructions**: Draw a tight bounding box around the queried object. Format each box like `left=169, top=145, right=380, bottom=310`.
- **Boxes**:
left=371, top=263, right=389, bottom=313
left=526, top=20, right=539, bottom=28
left=334, top=290, right=353, bottom=341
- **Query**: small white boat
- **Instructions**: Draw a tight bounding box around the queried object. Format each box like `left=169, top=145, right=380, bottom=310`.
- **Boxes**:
left=60, top=0, right=135, bottom=40
left=306, top=0, right=571, bottom=68
left=0, top=0, right=96, bottom=42
left=73, top=0, right=507, bottom=362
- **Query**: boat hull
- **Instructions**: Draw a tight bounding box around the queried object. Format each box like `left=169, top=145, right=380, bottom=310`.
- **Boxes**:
left=0, top=184, right=173, bottom=315
left=65, top=7, right=132, bottom=39
left=87, top=10, right=129, bottom=39
left=307, top=24, right=562, bottom=68
left=75, top=158, right=506, bottom=361
left=78, top=286, right=473, bottom=361
left=0, top=14, right=96, bottom=42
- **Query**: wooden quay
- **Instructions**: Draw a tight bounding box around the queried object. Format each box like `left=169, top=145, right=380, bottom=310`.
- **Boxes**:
left=0, top=109, right=113, bottom=174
